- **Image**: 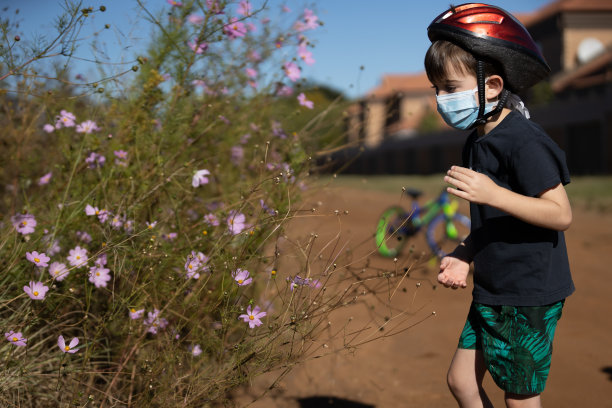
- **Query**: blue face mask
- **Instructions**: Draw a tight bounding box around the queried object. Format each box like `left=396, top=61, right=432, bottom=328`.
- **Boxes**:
left=436, top=86, right=497, bottom=130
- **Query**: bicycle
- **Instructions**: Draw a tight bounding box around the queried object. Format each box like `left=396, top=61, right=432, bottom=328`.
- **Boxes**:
left=375, top=188, right=471, bottom=258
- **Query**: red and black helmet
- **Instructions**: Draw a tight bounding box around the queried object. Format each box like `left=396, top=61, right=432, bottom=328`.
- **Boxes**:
left=427, top=3, right=550, bottom=92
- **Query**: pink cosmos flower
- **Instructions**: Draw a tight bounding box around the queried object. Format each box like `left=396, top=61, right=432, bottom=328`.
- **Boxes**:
left=206, top=0, right=224, bottom=14
left=43, top=124, right=55, bottom=133
left=26, top=251, right=50, bottom=268
left=76, top=230, right=92, bottom=243
left=277, top=85, right=293, bottom=96
left=23, top=281, right=49, bottom=300
left=282, top=5, right=291, bottom=13
left=187, top=13, right=205, bottom=24
left=167, top=0, right=182, bottom=6
left=85, top=204, right=98, bottom=216
left=232, top=268, right=253, bottom=286
left=239, top=305, right=266, bottom=328
left=144, top=309, right=168, bottom=334
left=192, top=169, right=210, bottom=187
left=188, top=39, right=208, bottom=54
left=111, top=215, right=123, bottom=229
left=298, top=44, right=315, bottom=65
left=85, top=152, right=105, bottom=168
left=97, top=209, right=110, bottom=224
left=11, top=213, right=36, bottom=235
left=94, top=254, right=107, bottom=267
left=38, top=172, right=52, bottom=185
left=297, top=93, right=314, bottom=109
left=146, top=221, right=157, bottom=229
left=283, top=62, right=300, bottom=82
left=129, top=308, right=145, bottom=319
left=231, top=145, right=244, bottom=165
left=191, top=344, right=202, bottom=356
left=203, top=213, right=219, bottom=226
left=58, top=335, right=79, bottom=353
left=76, top=120, right=100, bottom=134
left=237, top=1, right=252, bottom=16
left=5, top=331, right=27, bottom=347
left=184, top=256, right=201, bottom=280
left=89, top=266, right=111, bottom=288
left=223, top=18, right=247, bottom=39
left=67, top=246, right=88, bottom=268
left=163, top=232, right=178, bottom=241
left=45, top=238, right=61, bottom=256
left=49, top=262, right=69, bottom=281
left=294, top=8, right=319, bottom=32
left=227, top=211, right=246, bottom=235
left=58, top=110, right=76, bottom=127
left=245, top=67, right=257, bottom=78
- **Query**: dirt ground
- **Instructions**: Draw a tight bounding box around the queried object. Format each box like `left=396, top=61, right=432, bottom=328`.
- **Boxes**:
left=235, top=184, right=612, bottom=408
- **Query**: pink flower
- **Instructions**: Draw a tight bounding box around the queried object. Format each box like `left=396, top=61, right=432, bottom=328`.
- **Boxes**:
left=76, top=230, right=92, bottom=243
left=5, top=331, right=27, bottom=347
left=191, top=344, right=202, bottom=356
left=297, top=93, right=314, bottom=109
left=43, top=124, right=55, bottom=133
left=129, top=308, right=145, bottom=319
left=282, top=5, right=291, bottom=13
left=192, top=169, right=210, bottom=187
left=188, top=39, right=208, bottom=54
left=277, top=85, right=293, bottom=96
left=283, top=62, right=300, bottom=82
left=248, top=50, right=261, bottom=61
left=11, top=213, right=36, bottom=235
left=26, top=251, right=50, bottom=267
left=38, top=172, right=52, bottom=185
left=232, top=268, right=253, bottom=286
left=206, top=0, right=224, bottom=14
left=245, top=67, right=257, bottom=78
left=223, top=18, right=247, bottom=39
left=237, top=1, right=252, bottom=16
left=67, top=246, right=88, bottom=268
left=187, top=13, right=205, bottom=24
left=167, top=0, right=182, bottom=6
left=227, top=211, right=246, bottom=235
left=203, top=213, right=219, bottom=226
left=58, top=110, right=76, bottom=127
left=298, top=44, right=315, bottom=65
left=111, top=215, right=123, bottom=229
left=76, top=120, right=100, bottom=134
left=85, top=204, right=98, bottom=216
left=85, top=152, right=105, bottom=168
left=239, top=305, right=266, bottom=328
left=23, top=281, right=49, bottom=300
left=49, top=262, right=69, bottom=281
left=294, top=8, right=319, bottom=32
left=94, top=254, right=107, bottom=267
left=231, top=145, right=244, bottom=164
left=114, top=150, right=128, bottom=166
left=144, top=309, right=168, bottom=334
left=88, top=266, right=111, bottom=288
left=58, top=335, right=79, bottom=353
left=184, top=256, right=201, bottom=280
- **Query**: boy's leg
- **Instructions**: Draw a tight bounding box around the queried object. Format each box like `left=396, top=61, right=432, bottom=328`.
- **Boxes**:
left=504, top=392, right=541, bottom=408
left=447, top=348, right=493, bottom=408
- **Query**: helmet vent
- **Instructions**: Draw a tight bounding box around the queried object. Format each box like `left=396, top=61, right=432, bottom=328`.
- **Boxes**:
left=458, top=14, right=504, bottom=25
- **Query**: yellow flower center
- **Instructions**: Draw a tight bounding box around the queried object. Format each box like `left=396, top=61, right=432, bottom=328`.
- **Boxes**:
left=189, top=265, right=193, bottom=269
left=54, top=271, right=59, bottom=275
left=12, top=337, right=18, bottom=342
left=95, top=210, right=100, bottom=215
left=33, top=291, right=39, bottom=296
left=34, top=258, right=40, bottom=263
left=65, top=346, right=70, bottom=351
left=202, top=230, right=208, bottom=235
left=96, top=272, right=100, bottom=276
left=249, top=315, right=254, bottom=320
left=22, top=221, right=27, bottom=226
left=238, top=279, right=243, bottom=284
left=271, top=270, right=277, bottom=276
left=76, top=256, right=81, bottom=260
left=229, top=219, right=234, bottom=225
left=131, top=308, right=136, bottom=313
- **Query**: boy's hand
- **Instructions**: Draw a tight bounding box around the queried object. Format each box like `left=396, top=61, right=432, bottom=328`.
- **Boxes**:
left=444, top=166, right=499, bottom=206
left=438, top=256, right=469, bottom=289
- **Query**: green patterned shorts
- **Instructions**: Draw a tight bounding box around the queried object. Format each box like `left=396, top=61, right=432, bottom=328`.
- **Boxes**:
left=458, top=300, right=564, bottom=395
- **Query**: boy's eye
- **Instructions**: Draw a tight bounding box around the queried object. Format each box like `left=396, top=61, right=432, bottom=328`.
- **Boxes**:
left=445, top=86, right=456, bottom=93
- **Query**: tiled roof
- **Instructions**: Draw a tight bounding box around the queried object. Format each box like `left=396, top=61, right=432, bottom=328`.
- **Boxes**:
left=366, top=72, right=432, bottom=99
left=519, top=0, right=612, bottom=27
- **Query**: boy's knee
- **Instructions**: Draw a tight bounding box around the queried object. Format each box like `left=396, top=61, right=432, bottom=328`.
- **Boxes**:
left=447, top=368, right=479, bottom=398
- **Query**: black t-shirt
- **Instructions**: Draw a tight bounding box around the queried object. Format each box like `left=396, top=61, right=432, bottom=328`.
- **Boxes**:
left=462, top=111, right=575, bottom=306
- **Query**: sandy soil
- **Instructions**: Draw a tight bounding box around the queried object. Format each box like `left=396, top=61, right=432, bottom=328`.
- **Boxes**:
left=235, top=185, right=612, bottom=408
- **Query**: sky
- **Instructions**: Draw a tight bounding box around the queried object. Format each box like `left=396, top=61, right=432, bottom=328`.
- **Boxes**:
left=5, top=0, right=553, bottom=99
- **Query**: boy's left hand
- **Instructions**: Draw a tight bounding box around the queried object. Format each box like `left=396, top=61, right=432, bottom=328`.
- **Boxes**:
left=444, top=166, right=499, bottom=205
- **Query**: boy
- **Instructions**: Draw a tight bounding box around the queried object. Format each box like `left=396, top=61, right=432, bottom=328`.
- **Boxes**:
left=424, top=4, right=575, bottom=408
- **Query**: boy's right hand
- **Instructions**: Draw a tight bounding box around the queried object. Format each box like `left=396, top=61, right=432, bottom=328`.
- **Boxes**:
left=438, top=256, right=469, bottom=289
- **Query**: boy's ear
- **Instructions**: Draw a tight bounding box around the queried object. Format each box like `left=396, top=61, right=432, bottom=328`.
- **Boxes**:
left=485, top=75, right=504, bottom=101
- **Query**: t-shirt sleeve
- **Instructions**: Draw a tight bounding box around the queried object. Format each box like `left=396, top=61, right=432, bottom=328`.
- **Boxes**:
left=511, top=137, right=571, bottom=197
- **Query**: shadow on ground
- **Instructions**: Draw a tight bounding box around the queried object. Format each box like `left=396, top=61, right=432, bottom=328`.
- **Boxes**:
left=297, top=396, right=375, bottom=408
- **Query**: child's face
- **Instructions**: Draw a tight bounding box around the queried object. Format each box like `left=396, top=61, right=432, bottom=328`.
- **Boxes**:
left=431, top=62, right=477, bottom=96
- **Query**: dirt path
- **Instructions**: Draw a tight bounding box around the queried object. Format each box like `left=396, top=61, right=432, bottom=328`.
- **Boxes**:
left=236, top=185, right=612, bottom=408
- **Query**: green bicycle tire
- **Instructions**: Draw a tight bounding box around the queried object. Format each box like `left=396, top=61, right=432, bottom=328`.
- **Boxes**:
left=375, top=206, right=410, bottom=258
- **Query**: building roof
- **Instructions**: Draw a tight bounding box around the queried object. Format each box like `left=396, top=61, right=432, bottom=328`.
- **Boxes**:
left=366, top=72, right=432, bottom=99
left=551, top=47, right=612, bottom=92
left=520, top=0, right=612, bottom=27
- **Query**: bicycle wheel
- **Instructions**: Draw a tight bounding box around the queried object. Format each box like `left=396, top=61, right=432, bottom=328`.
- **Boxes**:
left=375, top=206, right=413, bottom=257
left=425, top=212, right=471, bottom=258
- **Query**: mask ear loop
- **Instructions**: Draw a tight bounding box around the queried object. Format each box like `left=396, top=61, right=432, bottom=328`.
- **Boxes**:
left=470, top=59, right=510, bottom=129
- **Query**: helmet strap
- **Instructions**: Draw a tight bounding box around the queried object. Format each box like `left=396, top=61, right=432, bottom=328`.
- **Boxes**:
left=471, top=60, right=510, bottom=129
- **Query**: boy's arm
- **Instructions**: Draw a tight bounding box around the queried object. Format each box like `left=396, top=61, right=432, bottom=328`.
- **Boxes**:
left=438, top=235, right=472, bottom=289
left=444, top=166, right=572, bottom=231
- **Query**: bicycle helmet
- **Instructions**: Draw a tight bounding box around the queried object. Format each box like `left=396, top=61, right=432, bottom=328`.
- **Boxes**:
left=427, top=3, right=550, bottom=126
